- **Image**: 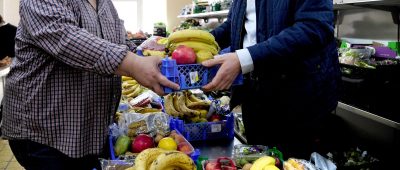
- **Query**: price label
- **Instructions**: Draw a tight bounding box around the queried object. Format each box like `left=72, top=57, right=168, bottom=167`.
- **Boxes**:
left=189, top=71, right=199, bottom=84
left=211, top=124, right=222, bottom=133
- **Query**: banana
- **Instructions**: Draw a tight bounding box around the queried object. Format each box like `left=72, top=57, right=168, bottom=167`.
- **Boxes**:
left=122, top=84, right=139, bottom=95
left=172, top=93, right=182, bottom=114
left=127, top=85, right=142, bottom=98
left=143, top=50, right=166, bottom=57
left=122, top=76, right=133, bottom=81
left=168, top=29, right=216, bottom=46
left=187, top=93, right=204, bottom=103
left=125, top=80, right=138, bottom=85
left=198, top=110, right=208, bottom=118
left=122, top=81, right=138, bottom=89
left=149, top=151, right=196, bottom=170
left=164, top=93, right=181, bottom=117
left=183, top=91, right=210, bottom=110
left=135, top=148, right=167, bottom=170
left=177, top=92, right=200, bottom=117
left=250, top=156, right=276, bottom=170
left=136, top=108, right=162, bottom=114
left=169, top=41, right=219, bottom=55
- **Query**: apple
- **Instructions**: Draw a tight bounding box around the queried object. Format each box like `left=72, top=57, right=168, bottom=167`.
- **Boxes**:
left=131, top=134, right=154, bottom=153
left=172, top=45, right=196, bottom=64
left=206, top=162, right=221, bottom=170
left=210, top=114, right=221, bottom=122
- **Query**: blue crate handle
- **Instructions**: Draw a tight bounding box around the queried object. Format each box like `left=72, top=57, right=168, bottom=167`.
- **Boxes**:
left=161, top=58, right=243, bottom=93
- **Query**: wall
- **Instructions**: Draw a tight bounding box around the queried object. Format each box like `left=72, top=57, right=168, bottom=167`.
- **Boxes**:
left=166, top=0, right=192, bottom=32
left=2, top=0, right=20, bottom=26
left=0, top=0, right=3, bottom=16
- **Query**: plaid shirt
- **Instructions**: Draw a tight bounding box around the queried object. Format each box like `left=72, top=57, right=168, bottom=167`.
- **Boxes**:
left=1, top=0, right=135, bottom=158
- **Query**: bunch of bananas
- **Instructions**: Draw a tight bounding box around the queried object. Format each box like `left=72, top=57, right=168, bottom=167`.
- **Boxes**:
left=167, top=29, right=220, bottom=63
left=127, top=148, right=196, bottom=170
left=121, top=76, right=146, bottom=101
left=164, top=91, right=210, bottom=123
left=250, top=156, right=279, bottom=170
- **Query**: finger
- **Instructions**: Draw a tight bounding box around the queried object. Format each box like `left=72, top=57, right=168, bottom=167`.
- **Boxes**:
left=157, top=74, right=180, bottom=90
left=202, top=79, right=218, bottom=91
left=202, top=57, right=224, bottom=67
left=152, top=84, right=165, bottom=96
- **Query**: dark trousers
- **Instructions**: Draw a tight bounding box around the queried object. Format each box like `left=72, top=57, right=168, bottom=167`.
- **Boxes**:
left=9, top=140, right=102, bottom=170
left=234, top=78, right=347, bottom=159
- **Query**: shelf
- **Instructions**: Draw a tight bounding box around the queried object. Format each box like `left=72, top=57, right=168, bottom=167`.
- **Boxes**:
left=178, top=10, right=229, bottom=23
left=334, top=0, right=400, bottom=10
left=337, top=102, right=400, bottom=130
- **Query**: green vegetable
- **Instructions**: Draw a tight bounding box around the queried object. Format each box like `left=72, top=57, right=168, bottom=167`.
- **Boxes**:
left=114, top=135, right=131, bottom=156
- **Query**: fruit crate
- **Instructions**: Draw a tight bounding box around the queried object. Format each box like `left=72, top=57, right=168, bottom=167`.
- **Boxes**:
left=108, top=129, right=200, bottom=161
left=161, top=58, right=243, bottom=93
left=169, top=113, right=235, bottom=142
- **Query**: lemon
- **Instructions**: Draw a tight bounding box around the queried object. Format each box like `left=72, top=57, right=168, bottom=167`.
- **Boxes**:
left=157, top=137, right=177, bottom=150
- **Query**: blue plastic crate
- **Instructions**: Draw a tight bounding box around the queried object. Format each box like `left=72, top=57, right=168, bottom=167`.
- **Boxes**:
left=108, top=129, right=200, bottom=161
left=161, top=58, right=243, bottom=93
left=169, top=113, right=235, bottom=142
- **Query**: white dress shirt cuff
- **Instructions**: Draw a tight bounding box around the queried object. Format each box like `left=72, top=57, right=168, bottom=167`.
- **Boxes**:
left=236, top=48, right=254, bottom=74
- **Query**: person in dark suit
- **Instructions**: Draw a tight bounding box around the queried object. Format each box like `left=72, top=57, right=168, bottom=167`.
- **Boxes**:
left=203, top=0, right=342, bottom=158
left=0, top=15, right=17, bottom=60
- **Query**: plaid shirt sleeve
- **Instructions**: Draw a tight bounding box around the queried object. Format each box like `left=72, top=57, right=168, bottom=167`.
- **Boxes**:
left=21, top=0, right=127, bottom=75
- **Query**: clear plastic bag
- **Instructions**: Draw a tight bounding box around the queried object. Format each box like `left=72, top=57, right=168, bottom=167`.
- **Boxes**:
left=99, top=158, right=134, bottom=170
left=118, top=112, right=170, bottom=138
left=310, top=152, right=337, bottom=170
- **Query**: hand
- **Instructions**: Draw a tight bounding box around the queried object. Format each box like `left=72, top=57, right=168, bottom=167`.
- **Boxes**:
left=202, top=52, right=241, bottom=91
left=116, top=52, right=180, bottom=95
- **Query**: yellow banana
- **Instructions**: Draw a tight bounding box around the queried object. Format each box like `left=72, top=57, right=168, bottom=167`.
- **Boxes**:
left=136, top=108, right=162, bottom=114
left=125, top=80, right=138, bottom=84
left=196, top=50, right=214, bottom=64
left=172, top=93, right=182, bottom=114
left=169, top=41, right=219, bottom=55
left=184, top=91, right=210, bottom=110
left=135, top=148, right=167, bottom=170
left=164, top=93, right=181, bottom=117
left=127, top=85, right=142, bottom=98
left=122, top=76, right=133, bottom=81
left=168, top=29, right=216, bottom=45
left=122, top=81, right=138, bottom=89
left=187, top=93, right=204, bottom=103
left=148, top=151, right=196, bottom=170
left=177, top=92, right=200, bottom=117
left=122, top=84, right=139, bottom=95
left=250, top=156, right=276, bottom=170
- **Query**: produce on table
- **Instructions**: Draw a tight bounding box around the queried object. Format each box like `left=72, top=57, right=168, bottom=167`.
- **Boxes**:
left=114, top=135, right=131, bottom=156
left=204, top=157, right=237, bottom=170
left=157, top=137, right=178, bottom=151
left=131, top=134, right=155, bottom=153
left=129, top=148, right=196, bottom=170
left=164, top=91, right=211, bottom=123
left=250, top=156, right=277, bottom=170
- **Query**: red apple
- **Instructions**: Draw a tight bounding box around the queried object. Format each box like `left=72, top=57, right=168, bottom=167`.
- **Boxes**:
left=172, top=45, right=196, bottom=64
left=206, top=162, right=221, bottom=170
left=131, top=134, right=154, bottom=153
left=210, top=114, right=221, bottom=122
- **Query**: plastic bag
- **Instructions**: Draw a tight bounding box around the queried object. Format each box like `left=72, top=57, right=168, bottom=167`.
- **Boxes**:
left=310, top=152, right=336, bottom=170
left=118, top=112, right=170, bottom=138
left=208, top=96, right=231, bottom=118
left=99, top=158, right=134, bottom=170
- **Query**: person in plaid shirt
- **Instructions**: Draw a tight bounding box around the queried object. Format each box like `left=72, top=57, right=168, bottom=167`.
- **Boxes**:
left=0, top=0, right=179, bottom=169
